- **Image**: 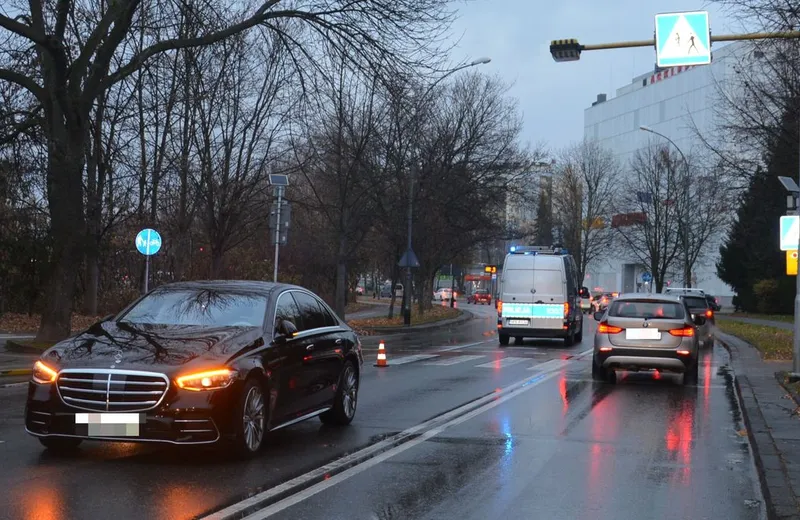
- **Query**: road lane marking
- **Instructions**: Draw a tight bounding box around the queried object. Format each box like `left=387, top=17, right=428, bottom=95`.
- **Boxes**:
left=200, top=361, right=567, bottom=520
left=387, top=354, right=439, bottom=365
left=474, top=356, right=527, bottom=368
left=436, top=340, right=493, bottom=352
left=528, top=359, right=570, bottom=372
left=0, top=381, right=28, bottom=389
left=239, top=371, right=562, bottom=519
left=423, top=355, right=486, bottom=366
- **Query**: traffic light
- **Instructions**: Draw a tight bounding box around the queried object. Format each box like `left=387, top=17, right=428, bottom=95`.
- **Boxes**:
left=550, top=39, right=582, bottom=62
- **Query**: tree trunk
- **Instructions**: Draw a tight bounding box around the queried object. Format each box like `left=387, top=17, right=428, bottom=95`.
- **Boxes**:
left=36, top=137, right=87, bottom=342
left=84, top=249, right=99, bottom=315
left=334, top=235, right=347, bottom=319
left=210, top=247, right=225, bottom=279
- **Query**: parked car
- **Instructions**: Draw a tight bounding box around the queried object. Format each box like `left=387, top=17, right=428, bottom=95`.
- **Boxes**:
left=467, top=289, right=492, bottom=305
left=25, top=280, right=363, bottom=457
left=592, top=293, right=706, bottom=384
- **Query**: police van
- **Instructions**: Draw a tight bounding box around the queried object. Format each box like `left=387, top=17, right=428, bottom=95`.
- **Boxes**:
left=497, top=245, right=589, bottom=347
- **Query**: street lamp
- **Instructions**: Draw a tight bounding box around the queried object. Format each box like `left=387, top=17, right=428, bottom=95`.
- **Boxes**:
left=399, top=57, right=491, bottom=326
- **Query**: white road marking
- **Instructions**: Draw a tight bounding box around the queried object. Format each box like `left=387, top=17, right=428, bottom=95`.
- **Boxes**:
left=436, top=340, right=492, bottom=352
left=0, top=382, right=28, bottom=389
left=232, top=368, right=563, bottom=520
left=388, top=354, right=440, bottom=365
left=474, top=356, right=528, bottom=369
left=0, top=334, right=34, bottom=339
left=423, top=355, right=486, bottom=366
left=528, top=358, right=570, bottom=372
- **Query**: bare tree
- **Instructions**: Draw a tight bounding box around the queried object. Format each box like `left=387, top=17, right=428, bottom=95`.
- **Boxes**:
left=193, top=32, right=293, bottom=278
left=613, top=145, right=684, bottom=292
left=552, top=140, right=617, bottom=281
left=0, top=0, right=455, bottom=340
left=674, top=163, right=734, bottom=287
left=290, top=52, right=383, bottom=318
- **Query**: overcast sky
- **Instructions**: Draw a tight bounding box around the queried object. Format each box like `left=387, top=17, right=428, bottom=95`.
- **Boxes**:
left=449, top=0, right=740, bottom=154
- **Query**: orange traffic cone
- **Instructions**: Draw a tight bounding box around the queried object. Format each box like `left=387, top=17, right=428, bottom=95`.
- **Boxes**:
left=375, top=340, right=388, bottom=367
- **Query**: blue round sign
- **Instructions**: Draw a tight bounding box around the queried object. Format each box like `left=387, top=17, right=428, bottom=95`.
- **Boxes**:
left=135, top=228, right=162, bottom=256
left=641, top=272, right=653, bottom=283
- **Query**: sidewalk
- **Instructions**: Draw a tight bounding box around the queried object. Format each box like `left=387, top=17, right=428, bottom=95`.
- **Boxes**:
left=0, top=338, right=37, bottom=376
left=718, top=315, right=793, bottom=331
left=719, top=331, right=800, bottom=519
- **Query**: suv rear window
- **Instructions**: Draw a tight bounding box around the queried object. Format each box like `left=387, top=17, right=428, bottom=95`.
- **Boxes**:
left=608, top=300, right=685, bottom=319
left=682, top=296, right=708, bottom=309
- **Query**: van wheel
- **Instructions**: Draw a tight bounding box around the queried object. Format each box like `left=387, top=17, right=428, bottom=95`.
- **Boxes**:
left=563, top=331, right=575, bottom=347
left=499, top=334, right=509, bottom=346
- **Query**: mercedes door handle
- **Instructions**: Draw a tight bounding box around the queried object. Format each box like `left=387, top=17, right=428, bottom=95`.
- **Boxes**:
left=306, top=344, right=314, bottom=351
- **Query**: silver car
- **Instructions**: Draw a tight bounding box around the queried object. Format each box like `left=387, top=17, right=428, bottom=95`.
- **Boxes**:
left=591, top=293, right=707, bottom=384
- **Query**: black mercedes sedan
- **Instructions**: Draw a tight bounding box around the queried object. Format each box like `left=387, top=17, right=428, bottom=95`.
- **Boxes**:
left=25, top=280, right=363, bottom=457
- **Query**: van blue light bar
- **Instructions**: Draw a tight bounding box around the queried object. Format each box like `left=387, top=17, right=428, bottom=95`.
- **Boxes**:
left=509, top=245, right=568, bottom=255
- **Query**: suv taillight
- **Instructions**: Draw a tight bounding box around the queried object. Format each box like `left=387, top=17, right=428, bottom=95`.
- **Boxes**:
left=598, top=322, right=623, bottom=334
left=705, top=309, right=713, bottom=318
left=669, top=326, right=694, bottom=337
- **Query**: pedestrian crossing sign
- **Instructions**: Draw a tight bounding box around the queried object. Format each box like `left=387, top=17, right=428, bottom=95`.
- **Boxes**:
left=781, top=215, right=800, bottom=251
left=655, top=11, right=711, bottom=67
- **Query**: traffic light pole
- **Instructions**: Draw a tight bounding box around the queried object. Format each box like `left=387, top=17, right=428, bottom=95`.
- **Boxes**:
left=550, top=31, right=800, bottom=61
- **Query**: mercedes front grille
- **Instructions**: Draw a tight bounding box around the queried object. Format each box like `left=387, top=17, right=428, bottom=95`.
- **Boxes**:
left=56, top=369, right=169, bottom=412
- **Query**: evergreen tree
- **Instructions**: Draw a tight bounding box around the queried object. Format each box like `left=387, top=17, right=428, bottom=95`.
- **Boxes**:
left=717, top=105, right=798, bottom=313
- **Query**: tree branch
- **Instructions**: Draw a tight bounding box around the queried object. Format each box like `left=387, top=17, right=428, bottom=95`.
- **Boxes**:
left=0, top=13, right=46, bottom=45
left=0, top=68, right=44, bottom=101
left=102, top=0, right=284, bottom=90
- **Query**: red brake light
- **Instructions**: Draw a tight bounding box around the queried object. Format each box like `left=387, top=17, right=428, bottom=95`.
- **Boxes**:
left=598, top=322, right=623, bottom=334
left=669, top=326, right=694, bottom=337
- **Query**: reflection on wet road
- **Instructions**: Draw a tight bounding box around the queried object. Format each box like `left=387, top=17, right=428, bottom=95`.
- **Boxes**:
left=259, top=344, right=764, bottom=520
left=0, top=304, right=763, bottom=520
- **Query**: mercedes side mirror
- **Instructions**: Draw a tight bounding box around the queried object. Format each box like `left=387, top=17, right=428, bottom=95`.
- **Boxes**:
left=274, top=319, right=298, bottom=344
left=594, top=311, right=604, bottom=321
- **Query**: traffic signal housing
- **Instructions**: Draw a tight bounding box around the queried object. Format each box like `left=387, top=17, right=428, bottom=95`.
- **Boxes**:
left=550, top=39, right=582, bottom=62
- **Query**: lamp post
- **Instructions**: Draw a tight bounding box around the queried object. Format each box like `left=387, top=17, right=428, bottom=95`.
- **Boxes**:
left=639, top=125, right=692, bottom=287
left=400, top=57, right=491, bottom=325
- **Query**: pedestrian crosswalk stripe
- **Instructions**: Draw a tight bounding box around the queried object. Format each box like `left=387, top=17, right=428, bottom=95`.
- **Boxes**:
left=528, top=359, right=570, bottom=372
left=388, top=354, right=440, bottom=365
left=424, top=355, right=486, bottom=366
left=474, top=357, right=528, bottom=368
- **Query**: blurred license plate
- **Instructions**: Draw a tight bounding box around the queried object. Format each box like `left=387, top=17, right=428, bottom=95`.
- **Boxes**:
left=625, top=328, right=661, bottom=340
left=75, top=413, right=143, bottom=437
left=508, top=319, right=529, bottom=325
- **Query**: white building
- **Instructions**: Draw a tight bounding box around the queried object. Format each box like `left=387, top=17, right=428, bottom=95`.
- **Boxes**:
left=582, top=43, right=748, bottom=299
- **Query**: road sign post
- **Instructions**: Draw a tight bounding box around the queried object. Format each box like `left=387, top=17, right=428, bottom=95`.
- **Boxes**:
left=135, top=228, right=162, bottom=293
left=268, top=174, right=290, bottom=283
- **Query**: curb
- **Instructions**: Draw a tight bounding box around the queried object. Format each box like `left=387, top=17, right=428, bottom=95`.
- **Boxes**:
left=4, top=340, right=49, bottom=354
left=717, top=335, right=791, bottom=520
left=0, top=368, right=32, bottom=377
left=361, top=309, right=473, bottom=335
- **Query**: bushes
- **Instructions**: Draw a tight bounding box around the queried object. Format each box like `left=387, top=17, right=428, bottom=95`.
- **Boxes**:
left=751, top=278, right=794, bottom=314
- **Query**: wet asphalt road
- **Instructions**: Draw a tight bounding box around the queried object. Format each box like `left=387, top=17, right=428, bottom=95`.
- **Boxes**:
left=0, top=303, right=764, bottom=520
